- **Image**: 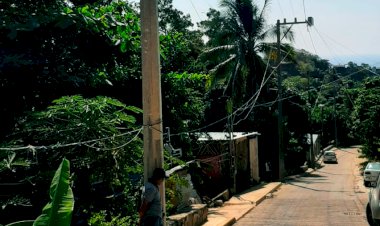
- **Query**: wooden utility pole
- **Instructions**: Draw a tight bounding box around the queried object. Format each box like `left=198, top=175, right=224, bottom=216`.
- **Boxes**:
left=276, top=19, right=285, bottom=180
left=333, top=84, right=338, bottom=147
left=140, top=0, right=165, bottom=221
left=276, top=17, right=314, bottom=180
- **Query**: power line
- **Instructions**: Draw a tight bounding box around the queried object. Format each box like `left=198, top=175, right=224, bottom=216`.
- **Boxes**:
left=189, top=0, right=202, bottom=22
left=314, top=27, right=380, bottom=66
left=234, top=48, right=277, bottom=117
left=0, top=127, right=143, bottom=151
left=234, top=47, right=294, bottom=125
left=302, top=0, right=307, bottom=20
left=289, top=1, right=308, bottom=50
left=307, top=27, right=318, bottom=55
left=1, top=67, right=369, bottom=151
left=276, top=0, right=285, bottom=18
left=310, top=67, right=369, bottom=114
left=289, top=0, right=296, bottom=16
left=312, top=26, right=344, bottom=65
left=84, top=127, right=143, bottom=151
left=171, top=47, right=301, bottom=137
left=175, top=65, right=370, bottom=138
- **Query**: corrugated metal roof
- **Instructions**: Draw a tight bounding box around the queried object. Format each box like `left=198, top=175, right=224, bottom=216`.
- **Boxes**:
left=196, top=132, right=260, bottom=141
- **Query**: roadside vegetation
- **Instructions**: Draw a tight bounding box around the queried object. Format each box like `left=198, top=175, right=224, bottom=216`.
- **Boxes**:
left=1, top=0, right=379, bottom=225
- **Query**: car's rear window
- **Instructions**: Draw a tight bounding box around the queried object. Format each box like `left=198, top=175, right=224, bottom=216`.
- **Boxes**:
left=367, top=163, right=380, bottom=170
left=324, top=152, right=335, bottom=156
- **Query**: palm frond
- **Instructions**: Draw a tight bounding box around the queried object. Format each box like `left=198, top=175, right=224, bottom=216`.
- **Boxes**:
left=235, top=0, right=254, bottom=35
left=258, top=25, right=276, bottom=41
left=280, top=43, right=297, bottom=63
left=220, top=0, right=237, bottom=12
left=210, top=54, right=237, bottom=75
left=228, top=61, right=242, bottom=96
left=202, top=45, right=236, bottom=55
left=259, top=0, right=271, bottom=20
left=280, top=25, right=295, bottom=42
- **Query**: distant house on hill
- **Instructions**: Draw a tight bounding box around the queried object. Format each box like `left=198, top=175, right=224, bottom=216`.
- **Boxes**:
left=333, top=64, right=348, bottom=75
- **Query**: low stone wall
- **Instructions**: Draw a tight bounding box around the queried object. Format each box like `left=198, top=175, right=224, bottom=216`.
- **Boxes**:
left=167, top=204, right=208, bottom=226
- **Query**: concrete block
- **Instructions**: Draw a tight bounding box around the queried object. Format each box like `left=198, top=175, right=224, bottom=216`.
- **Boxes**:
left=167, top=204, right=208, bottom=226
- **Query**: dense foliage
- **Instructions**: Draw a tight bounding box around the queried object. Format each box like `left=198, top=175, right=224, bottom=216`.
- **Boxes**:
left=351, top=77, right=380, bottom=159
left=0, top=96, right=143, bottom=224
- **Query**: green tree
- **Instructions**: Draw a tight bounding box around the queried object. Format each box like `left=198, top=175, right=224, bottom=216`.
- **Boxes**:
left=161, top=72, right=210, bottom=158
left=157, top=0, right=205, bottom=73
left=199, top=0, right=294, bottom=103
left=158, top=0, right=193, bottom=34
left=351, top=77, right=380, bottom=159
left=0, top=96, right=142, bottom=225
left=0, top=0, right=142, bottom=138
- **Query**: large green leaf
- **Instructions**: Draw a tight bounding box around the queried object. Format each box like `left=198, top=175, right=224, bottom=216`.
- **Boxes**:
left=33, top=158, right=74, bottom=226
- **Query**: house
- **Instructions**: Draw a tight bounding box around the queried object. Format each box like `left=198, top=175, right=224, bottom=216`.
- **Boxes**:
left=194, top=132, right=260, bottom=194
left=307, top=133, right=322, bottom=163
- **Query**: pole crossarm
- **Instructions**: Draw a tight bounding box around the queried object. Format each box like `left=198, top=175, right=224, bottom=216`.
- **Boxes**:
left=278, top=17, right=314, bottom=26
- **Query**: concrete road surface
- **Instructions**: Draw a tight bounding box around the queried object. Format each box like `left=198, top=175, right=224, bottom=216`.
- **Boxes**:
left=234, top=147, right=370, bottom=226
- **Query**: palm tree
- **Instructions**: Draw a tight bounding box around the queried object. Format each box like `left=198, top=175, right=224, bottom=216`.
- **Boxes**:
left=200, top=0, right=294, bottom=105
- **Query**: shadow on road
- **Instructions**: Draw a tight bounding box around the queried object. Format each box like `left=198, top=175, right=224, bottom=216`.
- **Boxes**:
left=284, top=173, right=329, bottom=186
left=317, top=170, right=352, bottom=176
left=286, top=181, right=352, bottom=193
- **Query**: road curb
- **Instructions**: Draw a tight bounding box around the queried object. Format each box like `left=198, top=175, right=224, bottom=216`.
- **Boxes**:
left=235, top=205, right=256, bottom=221
left=224, top=217, right=237, bottom=226
left=255, top=182, right=282, bottom=206
left=204, top=182, right=283, bottom=226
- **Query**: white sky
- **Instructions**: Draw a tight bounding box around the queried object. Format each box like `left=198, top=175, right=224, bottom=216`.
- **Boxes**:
left=172, top=0, right=380, bottom=66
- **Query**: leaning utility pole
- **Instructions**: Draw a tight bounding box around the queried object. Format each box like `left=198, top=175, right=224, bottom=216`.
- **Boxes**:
left=276, top=17, right=314, bottom=180
left=140, top=0, right=165, bottom=221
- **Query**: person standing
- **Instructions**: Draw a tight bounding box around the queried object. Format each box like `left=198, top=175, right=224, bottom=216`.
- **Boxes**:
left=138, top=168, right=168, bottom=226
left=265, top=161, right=272, bottom=182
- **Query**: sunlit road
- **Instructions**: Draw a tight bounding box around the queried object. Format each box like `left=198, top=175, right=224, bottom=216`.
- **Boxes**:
left=234, top=147, right=369, bottom=226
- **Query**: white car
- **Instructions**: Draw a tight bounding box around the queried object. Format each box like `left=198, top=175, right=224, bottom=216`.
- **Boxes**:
left=364, top=162, right=380, bottom=187
left=323, top=151, right=337, bottom=163
left=366, top=172, right=380, bottom=225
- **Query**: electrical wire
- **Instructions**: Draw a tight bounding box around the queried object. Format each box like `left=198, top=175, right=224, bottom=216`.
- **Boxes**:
left=312, top=26, right=344, bottom=65
left=276, top=0, right=285, bottom=18
left=0, top=127, right=143, bottom=151
left=302, top=0, right=307, bottom=20
left=170, top=46, right=299, bottom=137
left=85, top=127, right=143, bottom=151
left=307, top=28, right=318, bottom=55
left=189, top=0, right=202, bottom=22
left=1, top=66, right=369, bottom=151
left=314, top=27, right=380, bottom=66
left=234, top=47, right=294, bottom=125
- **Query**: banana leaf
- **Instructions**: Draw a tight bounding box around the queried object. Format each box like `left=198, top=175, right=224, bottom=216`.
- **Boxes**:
left=33, top=158, right=74, bottom=226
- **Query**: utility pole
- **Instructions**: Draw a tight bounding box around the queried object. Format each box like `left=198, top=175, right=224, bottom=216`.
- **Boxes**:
left=276, top=20, right=284, bottom=180
left=319, top=104, right=324, bottom=147
left=140, top=0, right=165, bottom=222
left=227, top=98, right=237, bottom=194
left=307, top=74, right=315, bottom=169
left=276, top=17, right=314, bottom=180
left=333, top=85, right=338, bottom=147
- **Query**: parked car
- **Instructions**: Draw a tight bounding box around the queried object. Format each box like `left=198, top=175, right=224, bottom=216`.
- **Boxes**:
left=323, top=151, right=337, bottom=163
left=366, top=173, right=380, bottom=225
left=364, top=162, right=380, bottom=187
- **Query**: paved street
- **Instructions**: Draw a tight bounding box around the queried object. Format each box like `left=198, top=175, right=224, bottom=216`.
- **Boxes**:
left=234, top=147, right=369, bottom=226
